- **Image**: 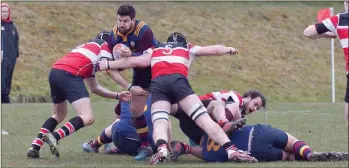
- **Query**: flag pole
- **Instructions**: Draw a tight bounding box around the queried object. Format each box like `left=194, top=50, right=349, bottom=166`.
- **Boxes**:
left=330, top=7, right=335, bottom=103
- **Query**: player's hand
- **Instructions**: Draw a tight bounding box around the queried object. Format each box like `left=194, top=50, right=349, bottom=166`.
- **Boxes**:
left=98, top=60, right=109, bottom=71
left=130, top=86, right=150, bottom=96
left=115, top=47, right=132, bottom=58
left=325, top=32, right=337, bottom=39
left=118, top=91, right=132, bottom=102
left=228, top=47, right=238, bottom=55
left=229, top=150, right=258, bottom=163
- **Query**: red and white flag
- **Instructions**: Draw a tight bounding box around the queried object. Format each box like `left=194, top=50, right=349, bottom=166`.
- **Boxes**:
left=317, top=8, right=332, bottom=22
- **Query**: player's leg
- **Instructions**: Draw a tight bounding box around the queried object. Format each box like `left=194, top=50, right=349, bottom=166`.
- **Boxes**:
left=83, top=119, right=119, bottom=153
left=27, top=69, right=68, bottom=158
left=149, top=100, right=172, bottom=164
left=130, top=94, right=152, bottom=158
left=83, top=102, right=122, bottom=153
left=43, top=71, right=91, bottom=157
left=148, top=77, right=172, bottom=165
left=174, top=75, right=256, bottom=163
left=284, top=132, right=348, bottom=161
left=111, top=120, right=141, bottom=156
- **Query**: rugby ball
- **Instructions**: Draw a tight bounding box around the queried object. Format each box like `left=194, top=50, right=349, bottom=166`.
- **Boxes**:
left=113, top=43, right=131, bottom=59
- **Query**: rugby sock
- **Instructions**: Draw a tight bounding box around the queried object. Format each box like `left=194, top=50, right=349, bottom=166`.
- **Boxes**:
left=218, top=119, right=229, bottom=127
left=133, top=115, right=150, bottom=147
left=293, top=141, right=312, bottom=161
left=155, top=139, right=167, bottom=151
left=52, top=116, right=84, bottom=141
left=223, top=142, right=238, bottom=155
left=90, top=129, right=112, bottom=148
left=181, top=142, right=192, bottom=154
left=31, top=117, right=58, bottom=151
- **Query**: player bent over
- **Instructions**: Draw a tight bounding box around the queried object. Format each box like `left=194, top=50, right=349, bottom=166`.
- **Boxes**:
left=26, top=32, right=131, bottom=159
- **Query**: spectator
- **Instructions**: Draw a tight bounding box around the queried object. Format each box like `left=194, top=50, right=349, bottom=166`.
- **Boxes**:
left=1, top=3, right=19, bottom=103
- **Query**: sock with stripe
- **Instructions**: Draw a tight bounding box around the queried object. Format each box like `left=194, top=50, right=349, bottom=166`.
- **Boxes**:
left=52, top=116, right=84, bottom=141
left=293, top=141, right=312, bottom=161
left=31, top=117, right=58, bottom=151
left=90, top=129, right=112, bottom=148
left=133, top=115, right=150, bottom=147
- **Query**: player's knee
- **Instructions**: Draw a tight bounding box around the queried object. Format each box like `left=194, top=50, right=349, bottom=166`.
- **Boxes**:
left=51, top=113, right=66, bottom=123
left=188, top=103, right=207, bottom=123
left=130, top=104, right=143, bottom=114
left=151, top=109, right=170, bottom=124
left=79, top=114, right=95, bottom=126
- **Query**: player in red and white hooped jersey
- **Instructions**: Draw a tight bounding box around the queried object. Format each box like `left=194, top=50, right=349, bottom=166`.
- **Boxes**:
left=97, top=32, right=257, bottom=164
left=199, top=90, right=266, bottom=120
left=303, top=0, right=349, bottom=125
left=26, top=31, right=131, bottom=159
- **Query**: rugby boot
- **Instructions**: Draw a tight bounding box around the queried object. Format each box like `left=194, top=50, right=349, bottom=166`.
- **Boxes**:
left=42, top=133, right=60, bottom=158
left=170, top=141, right=191, bottom=161
left=134, top=146, right=153, bottom=161
left=26, top=147, right=41, bottom=159
left=82, top=140, right=99, bottom=153
left=228, top=148, right=258, bottom=163
left=149, top=144, right=169, bottom=165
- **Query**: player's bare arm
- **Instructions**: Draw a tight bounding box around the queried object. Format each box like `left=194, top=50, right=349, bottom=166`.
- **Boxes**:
left=84, top=77, right=131, bottom=101
left=192, top=45, right=238, bottom=57
left=98, top=53, right=151, bottom=71
left=105, top=69, right=149, bottom=96
left=303, top=25, right=337, bottom=39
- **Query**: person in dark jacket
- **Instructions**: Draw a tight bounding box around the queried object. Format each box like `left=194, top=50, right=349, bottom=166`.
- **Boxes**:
left=1, top=3, right=19, bottom=103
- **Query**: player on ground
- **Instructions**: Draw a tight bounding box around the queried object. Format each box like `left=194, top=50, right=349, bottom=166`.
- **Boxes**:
left=171, top=124, right=348, bottom=162
left=173, top=90, right=266, bottom=148
left=303, top=0, right=349, bottom=125
left=82, top=92, right=247, bottom=156
left=26, top=32, right=131, bottom=159
left=102, top=4, right=158, bottom=159
left=98, top=32, right=258, bottom=164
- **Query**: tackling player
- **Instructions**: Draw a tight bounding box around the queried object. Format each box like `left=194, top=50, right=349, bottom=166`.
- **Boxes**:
left=26, top=32, right=131, bottom=159
left=98, top=32, right=258, bottom=164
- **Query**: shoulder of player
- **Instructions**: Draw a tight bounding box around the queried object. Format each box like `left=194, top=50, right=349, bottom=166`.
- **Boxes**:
left=134, top=20, right=151, bottom=37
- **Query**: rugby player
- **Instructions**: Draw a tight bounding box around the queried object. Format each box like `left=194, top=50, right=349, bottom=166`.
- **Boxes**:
left=303, top=0, right=349, bottom=125
left=26, top=31, right=131, bottom=159
left=99, top=32, right=258, bottom=164
left=104, top=4, right=158, bottom=159
left=171, top=124, right=348, bottom=162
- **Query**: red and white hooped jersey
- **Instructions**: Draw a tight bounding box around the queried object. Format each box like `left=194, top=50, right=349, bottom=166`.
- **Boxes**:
left=322, top=12, right=349, bottom=72
left=52, top=39, right=113, bottom=78
left=199, top=90, right=243, bottom=108
left=145, top=42, right=201, bottom=79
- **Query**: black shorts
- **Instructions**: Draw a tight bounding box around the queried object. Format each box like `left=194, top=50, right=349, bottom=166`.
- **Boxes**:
left=345, top=73, right=349, bottom=103
left=49, top=68, right=89, bottom=104
left=132, top=67, right=151, bottom=90
left=250, top=124, right=288, bottom=162
left=150, top=74, right=195, bottom=104
left=173, top=99, right=213, bottom=145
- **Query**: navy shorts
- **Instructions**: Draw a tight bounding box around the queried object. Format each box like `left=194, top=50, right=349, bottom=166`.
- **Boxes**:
left=132, top=67, right=151, bottom=90
left=49, top=68, right=89, bottom=104
left=345, top=73, right=349, bottom=103
left=250, top=124, right=288, bottom=162
left=150, top=73, right=195, bottom=104
left=173, top=100, right=212, bottom=145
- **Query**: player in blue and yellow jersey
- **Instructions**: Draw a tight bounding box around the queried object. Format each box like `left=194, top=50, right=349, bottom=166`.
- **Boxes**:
left=84, top=4, right=158, bottom=160
left=171, top=124, right=348, bottom=162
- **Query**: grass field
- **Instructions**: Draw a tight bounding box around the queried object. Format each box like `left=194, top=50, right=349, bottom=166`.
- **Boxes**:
left=5, top=1, right=349, bottom=103
left=1, top=102, right=348, bottom=167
